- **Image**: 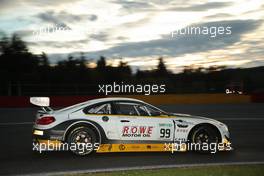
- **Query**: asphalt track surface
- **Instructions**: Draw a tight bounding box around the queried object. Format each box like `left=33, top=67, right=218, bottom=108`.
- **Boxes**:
left=0, top=104, right=264, bottom=175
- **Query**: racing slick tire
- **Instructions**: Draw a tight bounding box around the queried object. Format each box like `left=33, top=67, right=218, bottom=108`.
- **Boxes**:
left=189, top=125, right=220, bottom=153
left=67, top=126, right=98, bottom=156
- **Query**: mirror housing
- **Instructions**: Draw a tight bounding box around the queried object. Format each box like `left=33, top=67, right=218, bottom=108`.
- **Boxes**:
left=30, top=97, right=50, bottom=107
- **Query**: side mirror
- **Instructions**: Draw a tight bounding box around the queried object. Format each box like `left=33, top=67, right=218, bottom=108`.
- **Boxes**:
left=30, top=97, right=50, bottom=107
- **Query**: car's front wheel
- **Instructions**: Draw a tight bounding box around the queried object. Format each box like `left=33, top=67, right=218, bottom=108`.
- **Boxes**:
left=190, top=125, right=220, bottom=153
left=67, top=127, right=97, bottom=156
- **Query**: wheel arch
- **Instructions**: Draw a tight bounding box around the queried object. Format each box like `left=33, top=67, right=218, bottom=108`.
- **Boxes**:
left=187, top=123, right=222, bottom=142
left=63, top=120, right=107, bottom=144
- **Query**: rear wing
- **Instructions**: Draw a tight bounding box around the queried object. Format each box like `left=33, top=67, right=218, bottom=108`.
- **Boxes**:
left=30, top=97, right=53, bottom=113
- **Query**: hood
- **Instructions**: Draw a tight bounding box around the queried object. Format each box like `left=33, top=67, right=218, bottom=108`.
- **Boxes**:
left=171, top=113, right=222, bottom=125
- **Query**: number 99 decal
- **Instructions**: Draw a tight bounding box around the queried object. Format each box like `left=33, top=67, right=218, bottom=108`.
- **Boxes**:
left=160, top=128, right=170, bottom=138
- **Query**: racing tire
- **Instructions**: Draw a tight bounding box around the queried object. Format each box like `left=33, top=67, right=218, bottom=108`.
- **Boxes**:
left=67, top=127, right=98, bottom=156
left=190, top=125, right=220, bottom=153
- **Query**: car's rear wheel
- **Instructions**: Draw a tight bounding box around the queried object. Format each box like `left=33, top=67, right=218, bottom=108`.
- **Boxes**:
left=67, top=127, right=97, bottom=156
left=190, top=125, right=220, bottom=153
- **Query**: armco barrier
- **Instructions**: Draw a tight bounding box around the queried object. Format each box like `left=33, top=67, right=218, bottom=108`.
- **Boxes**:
left=111, top=94, right=251, bottom=105
left=0, top=94, right=257, bottom=108
left=0, top=96, right=105, bottom=108
left=251, top=92, right=264, bottom=103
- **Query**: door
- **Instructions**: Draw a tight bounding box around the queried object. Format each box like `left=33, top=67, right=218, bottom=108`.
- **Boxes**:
left=113, top=101, right=174, bottom=142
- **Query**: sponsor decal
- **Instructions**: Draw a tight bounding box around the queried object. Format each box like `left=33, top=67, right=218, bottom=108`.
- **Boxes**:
left=119, top=144, right=126, bottom=150
left=159, top=123, right=172, bottom=127
left=108, top=144, right=112, bottom=151
left=102, top=116, right=109, bottom=122
left=131, top=145, right=141, bottom=149
left=122, top=126, right=153, bottom=137
left=176, top=129, right=188, bottom=133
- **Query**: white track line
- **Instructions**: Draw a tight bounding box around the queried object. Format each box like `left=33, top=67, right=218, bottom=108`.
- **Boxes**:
left=0, top=122, right=33, bottom=125
left=18, top=161, right=264, bottom=176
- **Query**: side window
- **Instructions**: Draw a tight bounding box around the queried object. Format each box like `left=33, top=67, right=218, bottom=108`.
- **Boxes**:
left=113, top=102, right=151, bottom=116
left=114, top=102, right=139, bottom=116
left=145, top=106, right=163, bottom=116
left=85, top=103, right=111, bottom=114
left=135, top=105, right=149, bottom=116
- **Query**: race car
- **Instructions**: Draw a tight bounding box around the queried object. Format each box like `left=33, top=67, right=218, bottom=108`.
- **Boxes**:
left=31, top=97, right=232, bottom=155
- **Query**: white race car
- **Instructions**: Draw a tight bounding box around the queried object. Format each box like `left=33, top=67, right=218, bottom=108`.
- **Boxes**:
left=31, top=97, right=232, bottom=155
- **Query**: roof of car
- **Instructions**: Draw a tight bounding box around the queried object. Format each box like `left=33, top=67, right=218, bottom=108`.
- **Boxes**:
left=55, top=97, right=144, bottom=113
left=88, top=97, right=144, bottom=103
